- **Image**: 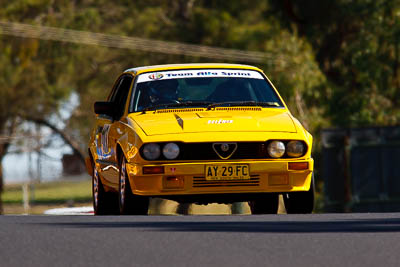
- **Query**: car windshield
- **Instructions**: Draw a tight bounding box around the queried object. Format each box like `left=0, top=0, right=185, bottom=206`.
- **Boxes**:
left=130, top=69, right=284, bottom=112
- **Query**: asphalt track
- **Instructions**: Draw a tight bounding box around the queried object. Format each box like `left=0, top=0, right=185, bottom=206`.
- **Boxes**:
left=1, top=213, right=400, bottom=267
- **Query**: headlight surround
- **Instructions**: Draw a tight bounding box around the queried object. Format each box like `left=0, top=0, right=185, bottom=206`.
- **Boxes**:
left=267, top=141, right=285, bottom=158
left=142, top=143, right=161, bottom=160
left=286, top=141, right=305, bottom=158
left=162, top=143, right=180, bottom=159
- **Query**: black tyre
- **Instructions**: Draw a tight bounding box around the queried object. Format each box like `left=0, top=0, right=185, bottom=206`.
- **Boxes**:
left=283, top=175, right=315, bottom=214
left=119, top=156, right=149, bottom=215
left=92, top=165, right=119, bottom=215
left=248, top=193, right=279, bottom=214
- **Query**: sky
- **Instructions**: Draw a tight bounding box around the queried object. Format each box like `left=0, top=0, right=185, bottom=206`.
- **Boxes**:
left=3, top=136, right=71, bottom=184
left=3, top=93, right=81, bottom=184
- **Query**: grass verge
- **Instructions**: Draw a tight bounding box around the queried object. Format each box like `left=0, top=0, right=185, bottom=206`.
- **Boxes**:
left=2, top=179, right=92, bottom=210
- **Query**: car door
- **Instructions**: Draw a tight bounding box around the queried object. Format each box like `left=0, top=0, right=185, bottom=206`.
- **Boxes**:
left=96, top=74, right=133, bottom=187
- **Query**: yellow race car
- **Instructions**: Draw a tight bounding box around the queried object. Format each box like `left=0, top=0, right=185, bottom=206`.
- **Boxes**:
left=86, top=63, right=314, bottom=215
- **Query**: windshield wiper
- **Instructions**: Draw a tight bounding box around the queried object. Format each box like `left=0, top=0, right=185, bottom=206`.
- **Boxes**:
left=142, top=101, right=214, bottom=113
left=206, top=101, right=280, bottom=110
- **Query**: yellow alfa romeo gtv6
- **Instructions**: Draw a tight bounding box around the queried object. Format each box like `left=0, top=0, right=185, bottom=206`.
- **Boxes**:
left=86, top=63, right=314, bottom=215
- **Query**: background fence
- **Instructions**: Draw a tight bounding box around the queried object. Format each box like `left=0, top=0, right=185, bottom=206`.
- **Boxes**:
left=322, top=126, right=400, bottom=212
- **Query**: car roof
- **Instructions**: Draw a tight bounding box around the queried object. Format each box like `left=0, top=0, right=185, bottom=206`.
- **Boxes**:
left=123, top=63, right=263, bottom=75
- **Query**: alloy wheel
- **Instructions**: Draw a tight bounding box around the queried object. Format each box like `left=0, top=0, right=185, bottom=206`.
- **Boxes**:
left=119, top=158, right=127, bottom=208
left=93, top=167, right=99, bottom=209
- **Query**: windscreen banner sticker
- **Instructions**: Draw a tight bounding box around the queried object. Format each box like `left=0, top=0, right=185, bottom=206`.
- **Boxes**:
left=137, top=69, right=264, bottom=83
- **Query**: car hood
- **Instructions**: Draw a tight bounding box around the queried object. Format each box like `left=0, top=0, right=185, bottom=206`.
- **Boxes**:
left=130, top=109, right=297, bottom=136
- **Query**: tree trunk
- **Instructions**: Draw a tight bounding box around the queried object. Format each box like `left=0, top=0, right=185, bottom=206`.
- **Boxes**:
left=0, top=117, right=14, bottom=215
left=0, top=161, right=3, bottom=214
left=0, top=143, right=10, bottom=215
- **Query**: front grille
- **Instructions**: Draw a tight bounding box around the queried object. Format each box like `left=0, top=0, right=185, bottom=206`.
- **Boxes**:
left=193, top=174, right=260, bottom=188
left=179, top=142, right=268, bottom=160
left=140, top=141, right=307, bottom=161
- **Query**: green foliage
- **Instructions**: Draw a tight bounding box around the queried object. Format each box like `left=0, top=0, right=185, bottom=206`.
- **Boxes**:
left=0, top=0, right=399, bottom=131
left=270, top=0, right=400, bottom=127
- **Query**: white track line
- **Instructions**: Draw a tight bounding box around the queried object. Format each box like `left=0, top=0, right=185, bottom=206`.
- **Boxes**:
left=44, top=206, right=93, bottom=215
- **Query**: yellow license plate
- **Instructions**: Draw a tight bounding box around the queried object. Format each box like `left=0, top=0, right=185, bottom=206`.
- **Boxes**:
left=205, top=164, right=250, bottom=180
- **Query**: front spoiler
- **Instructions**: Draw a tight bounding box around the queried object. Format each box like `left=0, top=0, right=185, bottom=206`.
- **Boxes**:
left=125, top=159, right=313, bottom=197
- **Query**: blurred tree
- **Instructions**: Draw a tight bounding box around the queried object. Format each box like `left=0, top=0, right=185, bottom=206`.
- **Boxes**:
left=0, top=0, right=76, bottom=213
left=270, top=0, right=400, bottom=126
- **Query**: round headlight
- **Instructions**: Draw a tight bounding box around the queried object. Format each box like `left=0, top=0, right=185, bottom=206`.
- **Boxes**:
left=162, top=143, right=180, bottom=159
left=287, top=141, right=305, bottom=157
left=142, top=143, right=161, bottom=160
left=267, top=141, right=285, bottom=158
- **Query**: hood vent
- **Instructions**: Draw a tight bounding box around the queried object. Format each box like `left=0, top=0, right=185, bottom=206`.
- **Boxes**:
left=154, top=107, right=262, bottom=113
left=215, top=107, right=262, bottom=112
left=155, top=108, right=205, bottom=113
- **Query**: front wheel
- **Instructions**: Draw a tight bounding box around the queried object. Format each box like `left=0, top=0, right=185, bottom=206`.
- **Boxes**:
left=248, top=193, right=279, bottom=214
left=92, top=165, right=119, bottom=215
left=283, top=175, right=315, bottom=214
left=119, top=156, right=149, bottom=215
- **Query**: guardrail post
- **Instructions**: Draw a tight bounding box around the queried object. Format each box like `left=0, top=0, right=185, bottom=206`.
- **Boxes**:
left=22, top=183, right=30, bottom=214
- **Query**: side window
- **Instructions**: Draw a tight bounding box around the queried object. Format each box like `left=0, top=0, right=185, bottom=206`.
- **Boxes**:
left=110, top=75, right=133, bottom=119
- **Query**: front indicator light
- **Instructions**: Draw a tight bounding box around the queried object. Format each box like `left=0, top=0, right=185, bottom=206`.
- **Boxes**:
left=143, top=166, right=164, bottom=174
left=163, top=143, right=180, bottom=159
left=267, top=141, right=285, bottom=158
left=288, top=162, right=309, bottom=170
left=287, top=141, right=305, bottom=157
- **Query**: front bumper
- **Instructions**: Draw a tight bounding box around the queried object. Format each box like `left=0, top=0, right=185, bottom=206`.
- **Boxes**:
left=126, top=159, right=313, bottom=196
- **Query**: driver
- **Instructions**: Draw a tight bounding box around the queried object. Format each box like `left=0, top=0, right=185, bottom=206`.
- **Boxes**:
left=148, top=79, right=179, bottom=104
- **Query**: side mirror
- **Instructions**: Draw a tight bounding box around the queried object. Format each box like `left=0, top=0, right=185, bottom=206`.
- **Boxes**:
left=94, top=101, right=115, bottom=117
